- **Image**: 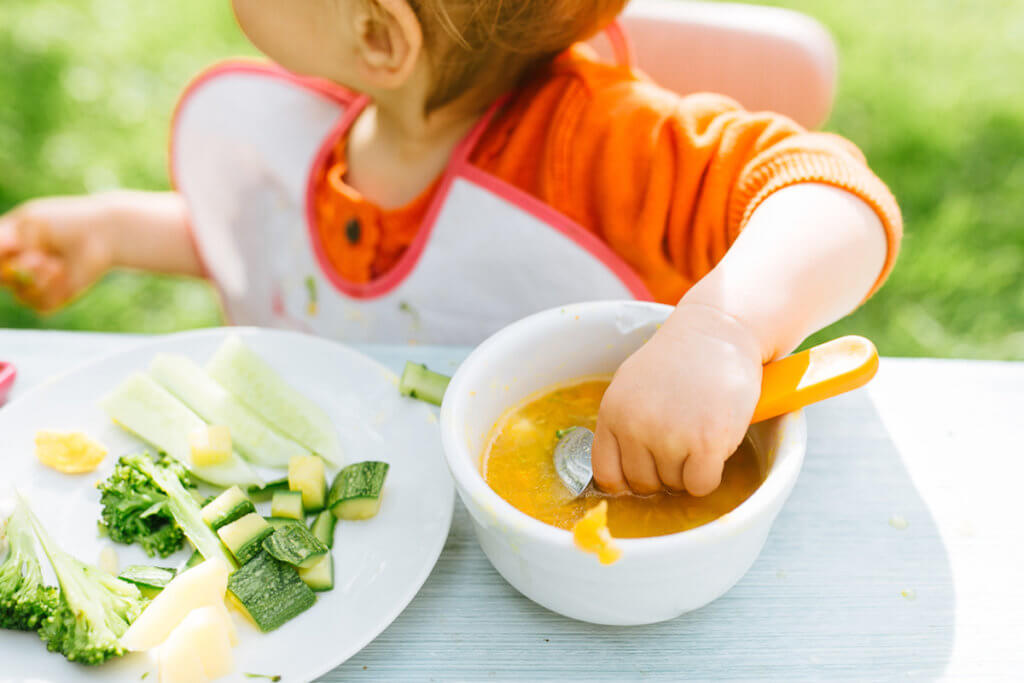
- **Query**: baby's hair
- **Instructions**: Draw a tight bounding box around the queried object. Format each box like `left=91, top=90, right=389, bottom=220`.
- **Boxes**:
left=405, top=0, right=630, bottom=113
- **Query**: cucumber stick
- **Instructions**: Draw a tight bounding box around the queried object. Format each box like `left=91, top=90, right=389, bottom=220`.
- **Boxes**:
left=149, top=353, right=311, bottom=468
left=288, top=455, right=327, bottom=512
left=399, top=362, right=450, bottom=406
left=227, top=550, right=316, bottom=632
left=206, top=336, right=343, bottom=466
left=271, top=491, right=304, bottom=520
left=100, top=373, right=262, bottom=487
left=201, top=486, right=256, bottom=531
left=262, top=524, right=328, bottom=569
left=329, top=461, right=389, bottom=520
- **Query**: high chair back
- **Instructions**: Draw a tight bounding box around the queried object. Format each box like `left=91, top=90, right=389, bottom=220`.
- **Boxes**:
left=590, top=0, right=838, bottom=129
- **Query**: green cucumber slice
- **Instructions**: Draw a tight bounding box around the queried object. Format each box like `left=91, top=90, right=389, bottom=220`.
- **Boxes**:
left=264, top=517, right=304, bottom=531
left=206, top=336, right=343, bottom=466
left=262, top=524, right=328, bottom=569
left=328, top=461, right=389, bottom=520
left=271, top=491, right=304, bottom=520
left=227, top=550, right=316, bottom=632
left=100, top=373, right=262, bottom=487
left=217, top=513, right=273, bottom=565
left=399, top=362, right=450, bottom=406
left=149, top=353, right=311, bottom=468
left=201, top=486, right=256, bottom=531
left=298, top=553, right=333, bottom=592
left=309, top=510, right=336, bottom=549
left=288, top=455, right=327, bottom=512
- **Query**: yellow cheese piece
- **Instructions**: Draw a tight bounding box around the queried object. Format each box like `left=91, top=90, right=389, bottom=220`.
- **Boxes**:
left=34, top=431, right=107, bottom=474
left=120, top=560, right=230, bottom=652
left=189, top=426, right=232, bottom=467
left=572, top=500, right=621, bottom=565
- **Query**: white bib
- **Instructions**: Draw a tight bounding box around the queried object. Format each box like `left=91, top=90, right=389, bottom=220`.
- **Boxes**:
left=171, top=61, right=651, bottom=345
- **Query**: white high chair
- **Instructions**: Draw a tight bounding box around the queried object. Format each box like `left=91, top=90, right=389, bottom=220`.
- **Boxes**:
left=590, top=0, right=838, bottom=129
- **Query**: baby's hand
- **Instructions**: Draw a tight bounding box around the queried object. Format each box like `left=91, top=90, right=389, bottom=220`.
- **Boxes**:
left=0, top=196, right=115, bottom=312
left=592, top=303, right=763, bottom=496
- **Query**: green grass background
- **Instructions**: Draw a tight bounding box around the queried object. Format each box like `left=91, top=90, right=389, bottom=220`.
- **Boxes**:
left=1, top=0, right=1022, bottom=357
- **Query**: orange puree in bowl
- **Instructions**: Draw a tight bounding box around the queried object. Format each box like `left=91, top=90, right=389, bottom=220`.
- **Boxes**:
left=483, top=380, right=765, bottom=538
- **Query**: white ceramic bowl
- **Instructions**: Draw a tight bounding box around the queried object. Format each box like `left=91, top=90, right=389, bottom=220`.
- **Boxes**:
left=440, top=301, right=807, bottom=625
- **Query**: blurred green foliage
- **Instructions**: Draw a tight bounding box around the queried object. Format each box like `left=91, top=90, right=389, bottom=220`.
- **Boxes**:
left=0, top=0, right=1022, bottom=356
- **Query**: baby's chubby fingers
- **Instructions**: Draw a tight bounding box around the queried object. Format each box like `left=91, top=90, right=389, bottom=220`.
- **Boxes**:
left=591, top=423, right=628, bottom=494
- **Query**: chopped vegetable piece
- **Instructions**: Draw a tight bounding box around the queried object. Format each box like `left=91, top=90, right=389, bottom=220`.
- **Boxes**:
left=217, top=514, right=273, bottom=566
left=270, top=491, right=304, bottom=521
left=298, top=553, right=333, bottom=592
left=150, top=353, right=311, bottom=468
left=227, top=551, right=316, bottom=632
left=288, top=455, right=327, bottom=512
left=189, top=425, right=232, bottom=466
left=328, top=461, right=389, bottom=520
left=206, top=336, right=343, bottom=466
left=35, top=431, right=107, bottom=474
left=118, top=559, right=229, bottom=652
left=264, top=517, right=304, bottom=531
left=309, top=510, right=336, bottom=549
left=100, top=373, right=262, bottom=487
left=184, top=549, right=203, bottom=570
left=20, top=496, right=149, bottom=665
left=246, top=478, right=289, bottom=502
left=201, top=486, right=256, bottom=531
left=0, top=501, right=58, bottom=630
left=118, top=566, right=177, bottom=591
left=262, top=525, right=327, bottom=570
left=158, top=605, right=234, bottom=681
left=398, top=362, right=450, bottom=406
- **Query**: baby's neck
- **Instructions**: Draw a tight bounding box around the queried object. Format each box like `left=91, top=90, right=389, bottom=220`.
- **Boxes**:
left=345, top=90, right=483, bottom=209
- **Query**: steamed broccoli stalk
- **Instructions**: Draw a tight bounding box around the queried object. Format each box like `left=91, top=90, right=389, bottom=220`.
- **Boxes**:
left=118, top=453, right=237, bottom=570
left=97, top=453, right=195, bottom=558
left=0, top=502, right=58, bottom=631
left=18, top=496, right=149, bottom=665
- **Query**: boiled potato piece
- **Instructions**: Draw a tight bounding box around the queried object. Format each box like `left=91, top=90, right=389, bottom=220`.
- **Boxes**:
left=120, top=560, right=229, bottom=651
left=158, top=605, right=234, bottom=681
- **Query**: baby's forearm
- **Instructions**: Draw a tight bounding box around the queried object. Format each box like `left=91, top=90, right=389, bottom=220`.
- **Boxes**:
left=681, top=183, right=888, bottom=361
left=101, top=191, right=203, bottom=277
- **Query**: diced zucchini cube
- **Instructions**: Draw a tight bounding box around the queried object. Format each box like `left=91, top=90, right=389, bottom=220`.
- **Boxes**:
left=262, top=524, right=328, bottom=569
left=288, top=455, right=327, bottom=512
left=298, top=553, right=333, bottom=592
left=201, top=486, right=256, bottom=531
left=217, top=513, right=273, bottom=565
left=227, top=551, right=316, bottom=632
left=329, top=461, right=389, bottom=521
left=271, top=490, right=304, bottom=520
left=309, top=510, right=336, bottom=549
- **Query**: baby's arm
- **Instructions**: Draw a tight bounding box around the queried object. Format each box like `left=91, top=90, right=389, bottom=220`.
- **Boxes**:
left=0, top=191, right=201, bottom=311
left=592, top=183, right=887, bottom=495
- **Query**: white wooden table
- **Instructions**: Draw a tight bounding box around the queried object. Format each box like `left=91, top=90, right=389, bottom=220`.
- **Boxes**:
left=1, top=329, right=1021, bottom=681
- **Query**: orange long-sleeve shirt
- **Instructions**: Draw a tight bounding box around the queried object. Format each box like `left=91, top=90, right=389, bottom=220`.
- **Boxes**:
left=313, top=45, right=902, bottom=304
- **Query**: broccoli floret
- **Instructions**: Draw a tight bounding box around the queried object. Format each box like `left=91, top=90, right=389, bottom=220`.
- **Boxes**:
left=117, top=453, right=237, bottom=570
left=18, top=497, right=149, bottom=665
left=0, top=503, right=58, bottom=631
left=97, top=453, right=195, bottom=558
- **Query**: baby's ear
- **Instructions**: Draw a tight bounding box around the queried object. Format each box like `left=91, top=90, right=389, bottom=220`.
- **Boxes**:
left=355, top=0, right=423, bottom=88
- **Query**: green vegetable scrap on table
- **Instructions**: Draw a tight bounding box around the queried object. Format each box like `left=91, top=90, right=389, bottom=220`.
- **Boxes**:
left=17, top=496, right=150, bottom=665
left=97, top=453, right=195, bottom=558
left=0, top=502, right=59, bottom=631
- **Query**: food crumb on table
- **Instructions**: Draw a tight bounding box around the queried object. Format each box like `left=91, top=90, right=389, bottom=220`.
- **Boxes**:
left=889, top=514, right=909, bottom=530
left=901, top=589, right=917, bottom=601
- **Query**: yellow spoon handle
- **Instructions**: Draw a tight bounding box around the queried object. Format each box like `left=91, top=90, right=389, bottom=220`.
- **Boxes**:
left=751, top=336, right=879, bottom=424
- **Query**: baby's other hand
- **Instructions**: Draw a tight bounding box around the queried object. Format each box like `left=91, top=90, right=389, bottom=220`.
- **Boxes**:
left=0, top=196, right=115, bottom=312
left=592, top=303, right=763, bottom=496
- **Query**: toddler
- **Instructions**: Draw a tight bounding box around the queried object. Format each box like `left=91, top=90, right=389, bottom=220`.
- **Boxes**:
left=0, top=0, right=901, bottom=497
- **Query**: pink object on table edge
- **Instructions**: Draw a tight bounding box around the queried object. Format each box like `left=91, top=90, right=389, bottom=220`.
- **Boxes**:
left=0, top=362, right=15, bottom=406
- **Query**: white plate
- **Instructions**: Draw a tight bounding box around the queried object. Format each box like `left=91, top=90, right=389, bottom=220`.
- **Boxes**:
left=0, top=328, right=454, bottom=682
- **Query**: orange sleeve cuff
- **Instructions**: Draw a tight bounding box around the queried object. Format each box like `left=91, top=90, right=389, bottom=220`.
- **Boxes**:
left=731, top=149, right=904, bottom=300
